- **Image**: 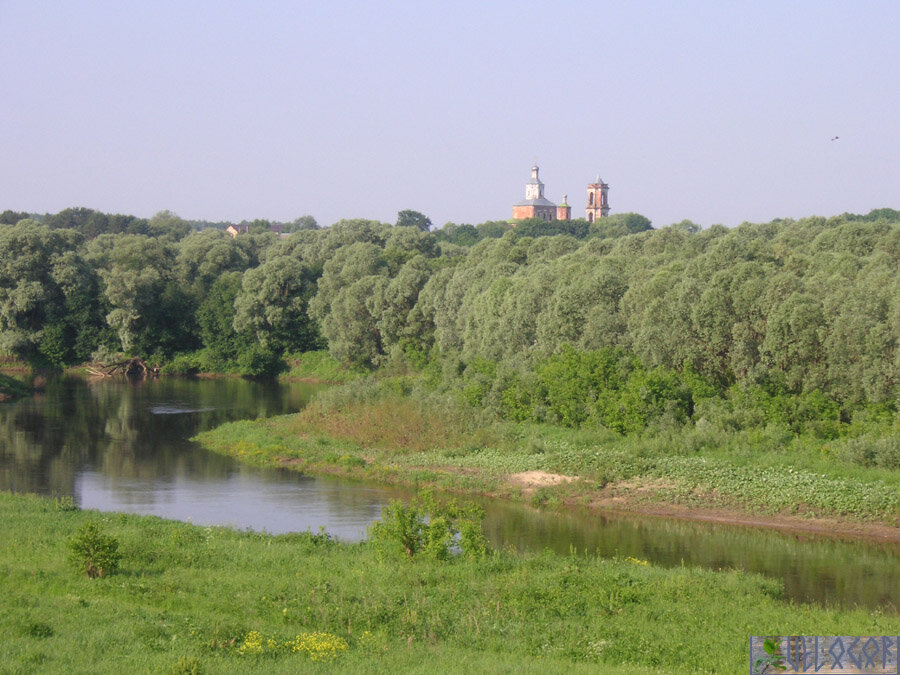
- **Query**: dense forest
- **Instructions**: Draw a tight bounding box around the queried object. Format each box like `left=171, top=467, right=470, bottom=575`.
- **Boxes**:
left=3, top=205, right=900, bottom=445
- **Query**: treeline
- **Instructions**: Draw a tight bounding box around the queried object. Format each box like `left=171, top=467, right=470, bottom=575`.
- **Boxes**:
left=0, top=207, right=320, bottom=240
left=2, top=206, right=900, bottom=427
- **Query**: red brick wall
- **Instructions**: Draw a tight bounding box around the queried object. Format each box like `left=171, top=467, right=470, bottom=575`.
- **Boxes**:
left=512, top=205, right=535, bottom=220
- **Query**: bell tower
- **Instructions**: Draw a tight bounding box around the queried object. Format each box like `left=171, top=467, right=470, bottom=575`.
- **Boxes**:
left=524, top=165, right=544, bottom=201
left=586, top=176, right=610, bottom=222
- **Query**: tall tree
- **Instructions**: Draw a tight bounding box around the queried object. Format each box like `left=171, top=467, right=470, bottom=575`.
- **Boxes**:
left=233, top=256, right=322, bottom=355
left=396, top=210, right=432, bottom=232
left=0, top=222, right=103, bottom=367
left=87, top=234, right=194, bottom=357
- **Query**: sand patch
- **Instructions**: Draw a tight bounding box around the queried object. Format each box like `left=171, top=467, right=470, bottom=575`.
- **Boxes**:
left=509, top=471, right=576, bottom=489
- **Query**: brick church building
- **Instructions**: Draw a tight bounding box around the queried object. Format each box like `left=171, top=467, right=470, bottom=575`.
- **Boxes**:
left=511, top=165, right=609, bottom=222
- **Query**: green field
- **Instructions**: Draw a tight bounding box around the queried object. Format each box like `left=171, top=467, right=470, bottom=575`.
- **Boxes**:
left=1, top=491, right=896, bottom=673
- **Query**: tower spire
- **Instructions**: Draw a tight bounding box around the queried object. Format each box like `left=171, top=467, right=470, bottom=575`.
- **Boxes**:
left=586, top=175, right=610, bottom=222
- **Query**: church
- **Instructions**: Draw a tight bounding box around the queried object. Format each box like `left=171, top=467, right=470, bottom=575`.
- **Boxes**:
left=511, top=165, right=609, bottom=222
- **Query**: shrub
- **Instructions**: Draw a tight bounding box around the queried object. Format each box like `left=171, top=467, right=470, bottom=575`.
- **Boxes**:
left=836, top=434, right=900, bottom=470
left=161, top=352, right=202, bottom=375
left=368, top=491, right=489, bottom=560
left=0, top=373, right=32, bottom=400
left=237, top=344, right=286, bottom=378
left=67, top=522, right=121, bottom=578
left=55, top=495, right=78, bottom=512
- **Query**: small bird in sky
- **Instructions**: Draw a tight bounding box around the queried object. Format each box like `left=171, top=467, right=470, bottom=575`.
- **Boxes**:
left=831, top=136, right=839, bottom=141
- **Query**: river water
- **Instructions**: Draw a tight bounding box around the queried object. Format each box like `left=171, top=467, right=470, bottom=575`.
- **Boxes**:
left=1, top=374, right=897, bottom=611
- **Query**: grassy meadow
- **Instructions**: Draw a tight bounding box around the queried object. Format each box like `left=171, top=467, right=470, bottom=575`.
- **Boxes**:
left=2, top=491, right=898, bottom=674
left=195, top=385, right=900, bottom=530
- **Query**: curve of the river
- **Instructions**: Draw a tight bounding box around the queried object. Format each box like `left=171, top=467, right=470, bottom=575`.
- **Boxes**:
left=1, top=374, right=897, bottom=612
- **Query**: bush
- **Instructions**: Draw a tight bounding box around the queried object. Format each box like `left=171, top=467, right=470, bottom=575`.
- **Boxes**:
left=237, top=344, right=286, bottom=378
left=835, top=435, right=900, bottom=470
left=284, top=349, right=360, bottom=381
left=67, top=522, right=121, bottom=578
left=161, top=352, right=202, bottom=375
left=368, top=491, right=489, bottom=560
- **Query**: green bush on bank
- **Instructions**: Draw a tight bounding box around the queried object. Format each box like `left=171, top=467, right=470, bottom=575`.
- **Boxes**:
left=368, top=490, right=490, bottom=560
left=429, top=347, right=900, bottom=466
left=283, top=349, right=364, bottom=382
left=159, top=348, right=362, bottom=382
left=66, top=521, right=122, bottom=578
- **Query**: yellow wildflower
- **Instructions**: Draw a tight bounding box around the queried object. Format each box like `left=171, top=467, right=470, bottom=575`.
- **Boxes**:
left=286, top=631, right=349, bottom=662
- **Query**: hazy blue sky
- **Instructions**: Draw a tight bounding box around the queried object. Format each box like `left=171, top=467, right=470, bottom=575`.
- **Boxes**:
left=2, top=1, right=898, bottom=229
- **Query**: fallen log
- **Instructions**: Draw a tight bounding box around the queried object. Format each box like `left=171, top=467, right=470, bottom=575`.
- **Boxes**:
left=89, top=357, right=160, bottom=378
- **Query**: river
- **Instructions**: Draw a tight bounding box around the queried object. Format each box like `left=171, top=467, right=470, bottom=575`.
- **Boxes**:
left=1, top=374, right=897, bottom=611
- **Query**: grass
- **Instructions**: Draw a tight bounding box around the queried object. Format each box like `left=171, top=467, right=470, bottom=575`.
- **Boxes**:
left=281, top=350, right=364, bottom=383
left=2, top=490, right=898, bottom=674
left=194, top=390, right=900, bottom=527
left=150, top=348, right=363, bottom=382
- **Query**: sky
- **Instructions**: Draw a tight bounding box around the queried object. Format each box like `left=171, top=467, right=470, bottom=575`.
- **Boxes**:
left=1, top=1, right=899, bottom=229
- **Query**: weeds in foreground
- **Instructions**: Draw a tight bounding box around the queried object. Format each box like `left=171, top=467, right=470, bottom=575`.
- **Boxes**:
left=66, top=521, right=121, bottom=578
left=171, top=655, right=204, bottom=674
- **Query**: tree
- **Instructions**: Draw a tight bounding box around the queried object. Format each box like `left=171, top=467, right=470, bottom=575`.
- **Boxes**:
left=396, top=210, right=432, bottom=232
left=196, top=272, right=253, bottom=368
left=287, top=215, right=319, bottom=232
left=435, top=223, right=480, bottom=247
left=475, top=220, right=512, bottom=239
left=309, top=226, right=441, bottom=367
left=0, top=222, right=104, bottom=367
left=41, top=207, right=147, bottom=239
left=243, top=219, right=273, bottom=234
left=147, top=210, right=191, bottom=240
left=670, top=219, right=701, bottom=234
left=44, top=207, right=105, bottom=233
left=0, top=210, right=31, bottom=225
left=88, top=234, right=195, bottom=357
left=590, top=212, right=653, bottom=238
left=233, top=256, right=322, bottom=355
left=175, top=229, right=251, bottom=299
left=513, top=218, right=590, bottom=240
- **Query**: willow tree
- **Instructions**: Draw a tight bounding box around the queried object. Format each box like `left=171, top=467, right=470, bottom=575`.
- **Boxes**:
left=0, top=221, right=104, bottom=367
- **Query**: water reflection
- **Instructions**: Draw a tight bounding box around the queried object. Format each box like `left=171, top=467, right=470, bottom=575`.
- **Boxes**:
left=0, top=375, right=320, bottom=496
left=482, top=499, right=900, bottom=611
left=0, top=375, right=413, bottom=541
left=77, top=469, right=395, bottom=541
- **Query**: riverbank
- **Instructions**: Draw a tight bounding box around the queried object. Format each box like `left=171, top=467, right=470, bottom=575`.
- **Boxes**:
left=160, top=348, right=362, bottom=384
left=194, top=391, right=900, bottom=545
left=0, top=372, right=32, bottom=401
left=2, top=490, right=897, bottom=674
